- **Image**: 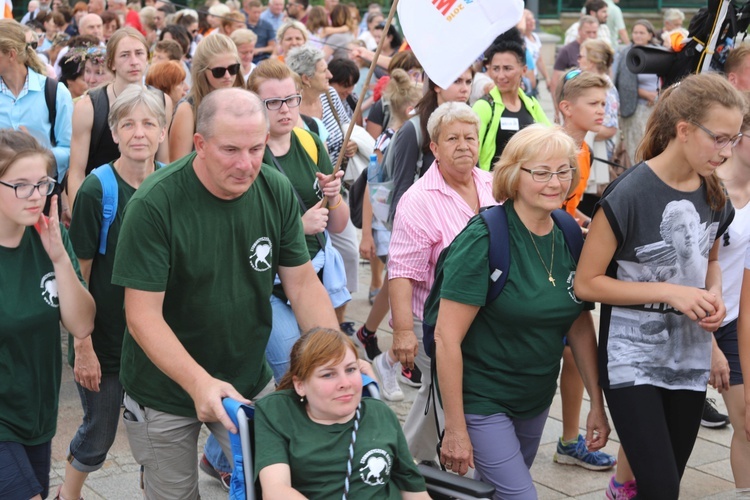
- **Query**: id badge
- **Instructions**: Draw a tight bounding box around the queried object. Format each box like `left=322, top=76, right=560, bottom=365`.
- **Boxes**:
left=500, top=117, right=520, bottom=131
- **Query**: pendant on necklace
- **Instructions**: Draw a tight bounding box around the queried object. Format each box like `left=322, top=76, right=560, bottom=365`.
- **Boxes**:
left=548, top=275, right=556, bottom=286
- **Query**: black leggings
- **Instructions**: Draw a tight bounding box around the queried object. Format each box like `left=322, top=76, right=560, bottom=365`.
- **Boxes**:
left=604, top=385, right=705, bottom=500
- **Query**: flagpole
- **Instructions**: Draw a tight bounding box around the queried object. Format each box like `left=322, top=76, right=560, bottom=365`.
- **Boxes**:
left=327, top=0, right=400, bottom=188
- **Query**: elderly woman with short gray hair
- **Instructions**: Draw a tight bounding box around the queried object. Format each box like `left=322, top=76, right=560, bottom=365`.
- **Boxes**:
left=59, top=84, right=167, bottom=500
left=386, top=101, right=497, bottom=463
left=286, top=44, right=361, bottom=331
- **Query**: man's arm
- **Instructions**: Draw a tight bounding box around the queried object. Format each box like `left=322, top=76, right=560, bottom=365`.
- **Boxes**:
left=67, top=96, right=94, bottom=208
left=124, top=288, right=250, bottom=431
left=278, top=262, right=339, bottom=332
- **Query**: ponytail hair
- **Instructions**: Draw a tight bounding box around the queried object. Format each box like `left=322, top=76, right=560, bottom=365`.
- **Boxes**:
left=638, top=73, right=747, bottom=210
left=0, top=19, right=48, bottom=76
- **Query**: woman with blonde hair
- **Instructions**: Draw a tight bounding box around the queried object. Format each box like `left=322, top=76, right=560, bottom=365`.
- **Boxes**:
left=434, top=123, right=608, bottom=498
left=230, top=28, right=258, bottom=82
left=254, top=328, right=429, bottom=499
left=0, top=19, right=72, bottom=191
left=274, top=19, right=308, bottom=63
left=169, top=33, right=243, bottom=160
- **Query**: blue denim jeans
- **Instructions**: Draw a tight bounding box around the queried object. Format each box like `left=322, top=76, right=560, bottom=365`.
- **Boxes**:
left=265, top=294, right=302, bottom=384
left=204, top=434, right=232, bottom=474
left=0, top=440, right=51, bottom=499
left=67, top=373, right=123, bottom=471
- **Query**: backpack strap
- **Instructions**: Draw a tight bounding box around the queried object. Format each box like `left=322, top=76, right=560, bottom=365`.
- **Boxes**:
left=480, top=206, right=583, bottom=306
left=408, top=115, right=424, bottom=177
left=292, top=127, right=319, bottom=165
left=89, top=86, right=110, bottom=161
left=551, top=208, right=584, bottom=262
left=479, top=93, right=496, bottom=151
left=91, top=164, right=118, bottom=255
left=479, top=205, right=511, bottom=305
left=44, top=77, right=58, bottom=148
left=300, top=114, right=319, bottom=135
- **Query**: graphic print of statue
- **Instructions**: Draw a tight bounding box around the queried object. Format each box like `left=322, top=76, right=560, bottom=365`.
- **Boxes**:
left=609, top=199, right=715, bottom=387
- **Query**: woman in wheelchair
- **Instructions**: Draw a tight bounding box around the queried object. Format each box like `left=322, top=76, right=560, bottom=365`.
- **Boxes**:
left=254, top=328, right=430, bottom=499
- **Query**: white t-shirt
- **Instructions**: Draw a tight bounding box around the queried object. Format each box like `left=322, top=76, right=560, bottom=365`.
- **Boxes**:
left=719, top=201, right=750, bottom=324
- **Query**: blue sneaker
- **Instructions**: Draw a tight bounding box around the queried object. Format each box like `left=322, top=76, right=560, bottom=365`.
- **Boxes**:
left=553, top=435, right=616, bottom=471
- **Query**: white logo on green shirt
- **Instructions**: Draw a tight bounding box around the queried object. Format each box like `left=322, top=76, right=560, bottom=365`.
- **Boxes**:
left=359, top=449, right=392, bottom=486
left=249, top=237, right=272, bottom=272
left=40, top=272, right=59, bottom=307
left=567, top=271, right=582, bottom=304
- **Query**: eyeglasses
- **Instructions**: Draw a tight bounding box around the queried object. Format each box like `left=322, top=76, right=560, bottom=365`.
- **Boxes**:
left=520, top=167, right=576, bottom=183
left=690, top=121, right=743, bottom=150
left=407, top=68, right=424, bottom=83
left=27, top=41, right=38, bottom=50
left=0, top=178, right=56, bottom=199
left=208, top=63, right=240, bottom=78
left=263, top=94, right=302, bottom=110
left=559, top=69, right=582, bottom=102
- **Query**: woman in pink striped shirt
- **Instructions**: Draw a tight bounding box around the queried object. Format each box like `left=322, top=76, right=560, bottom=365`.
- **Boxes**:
left=382, top=101, right=497, bottom=463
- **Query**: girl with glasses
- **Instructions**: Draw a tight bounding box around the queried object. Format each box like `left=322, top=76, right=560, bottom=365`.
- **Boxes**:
left=0, top=129, right=95, bottom=500
left=169, top=33, right=243, bottom=161
left=575, top=73, right=745, bottom=499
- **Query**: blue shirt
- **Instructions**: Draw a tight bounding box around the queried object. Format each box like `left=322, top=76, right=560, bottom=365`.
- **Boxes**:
left=0, top=68, right=73, bottom=179
left=259, top=8, right=284, bottom=33
left=247, top=18, right=276, bottom=63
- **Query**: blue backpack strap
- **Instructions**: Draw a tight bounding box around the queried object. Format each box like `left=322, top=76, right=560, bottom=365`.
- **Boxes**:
left=90, top=164, right=118, bottom=255
left=479, top=204, right=511, bottom=305
left=551, top=209, right=584, bottom=262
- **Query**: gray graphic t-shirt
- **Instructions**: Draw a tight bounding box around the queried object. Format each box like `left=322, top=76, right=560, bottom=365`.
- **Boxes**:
left=598, top=162, right=733, bottom=391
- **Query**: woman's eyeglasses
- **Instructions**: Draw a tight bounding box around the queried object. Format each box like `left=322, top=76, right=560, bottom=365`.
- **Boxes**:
left=690, top=121, right=743, bottom=150
left=263, top=94, right=302, bottom=110
left=27, top=41, right=39, bottom=50
left=520, top=167, right=576, bottom=183
left=0, top=178, right=56, bottom=199
left=208, top=63, right=240, bottom=78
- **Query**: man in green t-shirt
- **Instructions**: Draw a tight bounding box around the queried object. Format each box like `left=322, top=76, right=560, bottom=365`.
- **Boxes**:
left=111, top=88, right=340, bottom=499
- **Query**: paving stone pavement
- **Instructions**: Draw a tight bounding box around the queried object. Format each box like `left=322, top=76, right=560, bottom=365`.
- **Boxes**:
left=51, top=262, right=738, bottom=499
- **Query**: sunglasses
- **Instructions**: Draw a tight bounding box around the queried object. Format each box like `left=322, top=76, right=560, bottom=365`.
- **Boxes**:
left=559, top=68, right=582, bottom=102
left=208, top=63, right=240, bottom=78
left=27, top=41, right=39, bottom=50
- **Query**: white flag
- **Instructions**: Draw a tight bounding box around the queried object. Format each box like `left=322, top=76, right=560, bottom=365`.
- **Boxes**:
left=398, top=0, right=525, bottom=89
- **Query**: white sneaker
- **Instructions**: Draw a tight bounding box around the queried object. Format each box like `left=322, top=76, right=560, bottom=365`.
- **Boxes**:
left=373, top=353, right=404, bottom=401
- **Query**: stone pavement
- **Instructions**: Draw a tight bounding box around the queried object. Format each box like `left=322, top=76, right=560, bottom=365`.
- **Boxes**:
left=51, top=261, right=738, bottom=499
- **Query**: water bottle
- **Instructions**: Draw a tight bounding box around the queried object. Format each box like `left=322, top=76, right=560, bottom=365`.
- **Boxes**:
left=367, top=153, right=380, bottom=183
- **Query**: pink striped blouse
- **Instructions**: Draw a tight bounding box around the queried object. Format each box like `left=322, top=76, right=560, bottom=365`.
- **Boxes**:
left=388, top=161, right=497, bottom=320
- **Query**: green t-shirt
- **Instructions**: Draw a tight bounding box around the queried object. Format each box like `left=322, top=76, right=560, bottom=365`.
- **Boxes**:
left=0, top=225, right=85, bottom=444
left=112, top=153, right=310, bottom=417
left=439, top=201, right=587, bottom=418
left=67, top=162, right=142, bottom=374
left=254, top=390, right=426, bottom=498
left=263, top=130, right=333, bottom=260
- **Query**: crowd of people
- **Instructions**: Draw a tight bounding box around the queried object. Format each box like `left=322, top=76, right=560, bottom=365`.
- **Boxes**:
left=1, top=0, right=750, bottom=499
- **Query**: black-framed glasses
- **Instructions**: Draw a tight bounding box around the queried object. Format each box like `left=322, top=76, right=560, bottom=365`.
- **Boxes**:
left=27, top=41, right=38, bottom=50
left=559, top=68, right=582, bottom=102
left=690, top=121, right=743, bottom=150
left=0, top=178, right=56, bottom=199
left=263, top=94, right=302, bottom=110
left=520, top=167, right=576, bottom=183
left=208, top=63, right=240, bottom=78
